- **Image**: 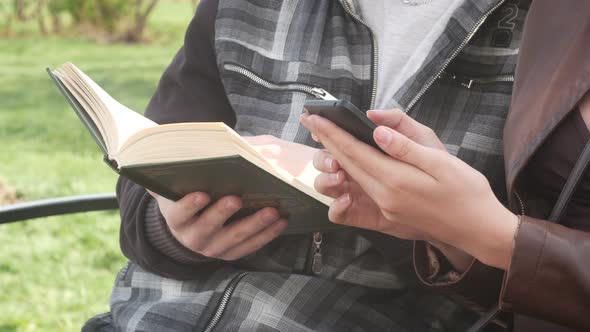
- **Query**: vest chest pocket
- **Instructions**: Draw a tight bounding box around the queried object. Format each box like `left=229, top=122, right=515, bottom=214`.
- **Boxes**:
left=221, top=63, right=341, bottom=141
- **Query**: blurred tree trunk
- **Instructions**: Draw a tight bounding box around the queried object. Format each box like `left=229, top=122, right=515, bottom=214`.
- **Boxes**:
left=51, top=12, right=60, bottom=33
left=14, top=0, right=25, bottom=19
left=36, top=0, right=47, bottom=34
left=125, top=0, right=158, bottom=42
left=14, top=0, right=36, bottom=20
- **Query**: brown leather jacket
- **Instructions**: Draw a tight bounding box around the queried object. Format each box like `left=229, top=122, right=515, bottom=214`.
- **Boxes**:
left=415, top=1, right=590, bottom=331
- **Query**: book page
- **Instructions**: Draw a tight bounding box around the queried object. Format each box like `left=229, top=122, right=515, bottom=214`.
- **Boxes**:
left=54, top=69, right=113, bottom=149
left=65, top=63, right=157, bottom=152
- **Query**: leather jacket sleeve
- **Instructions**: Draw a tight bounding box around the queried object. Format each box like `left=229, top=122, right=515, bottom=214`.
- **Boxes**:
left=413, top=216, right=590, bottom=331
left=500, top=216, right=590, bottom=330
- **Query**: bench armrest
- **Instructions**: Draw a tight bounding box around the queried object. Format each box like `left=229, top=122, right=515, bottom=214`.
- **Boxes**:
left=0, top=193, right=118, bottom=224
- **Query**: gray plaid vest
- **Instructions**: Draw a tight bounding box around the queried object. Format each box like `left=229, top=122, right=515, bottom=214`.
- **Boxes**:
left=91, top=1, right=531, bottom=331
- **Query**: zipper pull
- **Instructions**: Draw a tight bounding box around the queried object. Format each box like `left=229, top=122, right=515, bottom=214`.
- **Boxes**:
left=311, top=232, right=323, bottom=274
left=310, top=87, right=338, bottom=101
left=461, top=79, right=474, bottom=89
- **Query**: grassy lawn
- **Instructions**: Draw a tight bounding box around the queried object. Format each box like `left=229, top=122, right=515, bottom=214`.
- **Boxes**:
left=0, top=2, right=194, bottom=331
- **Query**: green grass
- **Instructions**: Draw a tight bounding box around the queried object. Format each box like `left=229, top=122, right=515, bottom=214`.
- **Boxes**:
left=0, top=2, right=194, bottom=331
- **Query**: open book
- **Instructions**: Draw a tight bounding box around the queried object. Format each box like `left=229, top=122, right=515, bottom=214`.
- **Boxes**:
left=48, top=63, right=339, bottom=234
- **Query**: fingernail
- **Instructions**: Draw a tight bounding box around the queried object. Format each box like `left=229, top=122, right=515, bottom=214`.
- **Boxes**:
left=374, top=126, right=393, bottom=145
left=330, top=172, right=340, bottom=182
left=312, top=133, right=320, bottom=142
left=300, top=112, right=309, bottom=123
left=263, top=209, right=278, bottom=222
left=303, top=114, right=317, bottom=126
left=324, top=157, right=334, bottom=170
left=367, top=109, right=385, bottom=115
left=225, top=199, right=241, bottom=210
left=337, top=193, right=351, bottom=205
left=194, top=194, right=204, bottom=205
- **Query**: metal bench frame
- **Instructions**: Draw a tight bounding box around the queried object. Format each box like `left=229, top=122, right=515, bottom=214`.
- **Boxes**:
left=0, top=193, right=118, bottom=225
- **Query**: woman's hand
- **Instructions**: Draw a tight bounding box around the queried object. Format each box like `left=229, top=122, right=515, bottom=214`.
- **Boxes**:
left=312, top=110, right=445, bottom=241
left=301, top=109, right=519, bottom=269
left=313, top=149, right=429, bottom=240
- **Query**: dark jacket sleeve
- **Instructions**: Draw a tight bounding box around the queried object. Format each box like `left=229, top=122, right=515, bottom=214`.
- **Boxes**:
left=118, top=0, right=233, bottom=279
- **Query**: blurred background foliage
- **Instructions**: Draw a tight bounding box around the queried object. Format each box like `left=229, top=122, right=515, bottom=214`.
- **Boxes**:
left=0, top=0, right=197, bottom=331
left=1, top=0, right=199, bottom=42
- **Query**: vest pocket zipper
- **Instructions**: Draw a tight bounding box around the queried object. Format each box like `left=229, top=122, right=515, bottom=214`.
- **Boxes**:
left=224, top=63, right=332, bottom=276
left=202, top=272, right=248, bottom=332
left=440, top=72, right=515, bottom=89
left=223, top=63, right=338, bottom=101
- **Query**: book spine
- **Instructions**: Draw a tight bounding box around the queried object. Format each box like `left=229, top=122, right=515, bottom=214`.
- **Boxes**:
left=103, top=156, right=120, bottom=173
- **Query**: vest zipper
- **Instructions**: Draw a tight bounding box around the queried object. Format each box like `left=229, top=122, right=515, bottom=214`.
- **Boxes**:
left=202, top=272, right=248, bottom=332
left=439, top=72, right=515, bottom=89
left=224, top=63, right=338, bottom=101
left=305, top=232, right=323, bottom=275
left=406, top=0, right=507, bottom=112
left=339, top=0, right=379, bottom=110
left=224, top=63, right=333, bottom=276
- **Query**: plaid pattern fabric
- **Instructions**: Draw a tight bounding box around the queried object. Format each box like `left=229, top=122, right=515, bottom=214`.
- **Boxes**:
left=86, top=0, right=531, bottom=330
left=214, top=0, right=528, bottom=290
left=85, top=262, right=479, bottom=332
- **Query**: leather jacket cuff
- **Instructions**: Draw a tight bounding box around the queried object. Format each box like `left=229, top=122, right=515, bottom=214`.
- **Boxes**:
left=499, top=215, right=590, bottom=330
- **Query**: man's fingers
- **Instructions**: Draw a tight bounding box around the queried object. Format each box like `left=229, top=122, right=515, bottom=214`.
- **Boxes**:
left=373, top=126, right=442, bottom=177
left=219, top=219, right=288, bottom=261
left=313, top=149, right=339, bottom=172
left=176, top=196, right=244, bottom=252
left=158, top=192, right=211, bottom=229
left=195, top=196, right=243, bottom=234
left=202, top=207, right=281, bottom=257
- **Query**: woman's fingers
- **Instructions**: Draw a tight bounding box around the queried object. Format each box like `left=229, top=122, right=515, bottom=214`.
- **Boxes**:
left=314, top=170, right=348, bottom=198
left=302, top=113, right=417, bottom=199
left=367, top=109, right=445, bottom=150
left=327, top=193, right=353, bottom=225
left=373, top=126, right=443, bottom=178
left=366, top=109, right=405, bottom=128
left=219, top=219, right=288, bottom=261
left=313, top=149, right=339, bottom=172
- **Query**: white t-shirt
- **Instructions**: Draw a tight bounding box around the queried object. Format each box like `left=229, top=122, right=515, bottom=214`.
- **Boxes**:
left=355, top=0, right=464, bottom=109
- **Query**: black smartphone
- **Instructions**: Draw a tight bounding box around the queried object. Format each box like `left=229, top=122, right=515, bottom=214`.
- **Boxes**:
left=304, top=99, right=381, bottom=151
